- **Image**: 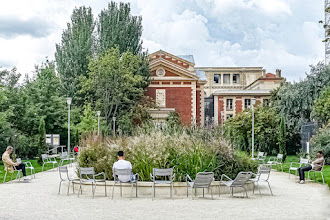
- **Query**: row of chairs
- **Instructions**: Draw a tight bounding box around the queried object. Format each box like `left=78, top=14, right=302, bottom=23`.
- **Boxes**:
left=41, top=153, right=75, bottom=172
left=59, top=165, right=273, bottom=199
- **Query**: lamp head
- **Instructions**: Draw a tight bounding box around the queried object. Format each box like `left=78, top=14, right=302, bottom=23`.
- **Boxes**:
left=97, top=111, right=101, bottom=116
left=66, top=97, right=72, bottom=105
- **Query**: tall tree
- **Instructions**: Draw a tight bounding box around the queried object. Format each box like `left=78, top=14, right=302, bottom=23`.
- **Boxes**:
left=55, top=6, right=95, bottom=103
left=97, top=1, right=143, bottom=55
left=37, top=117, right=47, bottom=159
left=278, top=116, right=287, bottom=161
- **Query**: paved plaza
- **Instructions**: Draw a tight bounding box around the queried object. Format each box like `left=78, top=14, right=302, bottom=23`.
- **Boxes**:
left=0, top=166, right=329, bottom=220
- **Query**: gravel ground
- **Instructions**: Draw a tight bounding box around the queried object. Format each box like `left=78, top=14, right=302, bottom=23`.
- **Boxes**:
left=0, top=165, right=329, bottom=220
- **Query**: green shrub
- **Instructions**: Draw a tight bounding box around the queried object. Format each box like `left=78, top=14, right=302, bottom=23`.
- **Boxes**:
left=310, top=124, right=330, bottom=165
left=78, top=128, right=258, bottom=181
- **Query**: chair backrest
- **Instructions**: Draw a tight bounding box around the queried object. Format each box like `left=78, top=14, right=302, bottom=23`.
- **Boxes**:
left=300, top=158, right=309, bottom=166
left=232, top=172, right=253, bottom=186
left=60, top=152, right=68, bottom=158
left=277, top=154, right=283, bottom=159
left=59, top=166, right=69, bottom=180
left=153, top=168, right=173, bottom=179
left=16, top=158, right=22, bottom=164
left=193, top=172, right=214, bottom=188
left=41, top=154, right=48, bottom=161
left=79, top=167, right=95, bottom=180
left=113, top=168, right=132, bottom=182
left=258, top=152, right=264, bottom=157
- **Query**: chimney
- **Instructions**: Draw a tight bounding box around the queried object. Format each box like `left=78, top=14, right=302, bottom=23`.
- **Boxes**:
left=262, top=69, right=266, bottom=77
left=276, top=69, right=281, bottom=78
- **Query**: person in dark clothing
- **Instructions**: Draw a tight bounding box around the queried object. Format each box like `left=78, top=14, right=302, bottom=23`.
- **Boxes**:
left=298, top=151, right=325, bottom=184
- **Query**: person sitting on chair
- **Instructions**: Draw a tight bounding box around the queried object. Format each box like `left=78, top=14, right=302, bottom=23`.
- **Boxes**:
left=298, top=151, right=324, bottom=184
left=112, top=151, right=132, bottom=182
left=2, top=146, right=29, bottom=181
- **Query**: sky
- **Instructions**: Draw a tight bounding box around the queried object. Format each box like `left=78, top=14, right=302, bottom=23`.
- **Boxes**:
left=0, top=0, right=325, bottom=82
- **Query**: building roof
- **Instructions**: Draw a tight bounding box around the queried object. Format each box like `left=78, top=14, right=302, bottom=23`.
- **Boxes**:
left=213, top=90, right=271, bottom=96
left=195, top=70, right=207, bottom=81
left=177, top=55, right=195, bottom=64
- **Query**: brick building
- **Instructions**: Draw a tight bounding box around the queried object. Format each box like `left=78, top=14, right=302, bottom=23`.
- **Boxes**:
left=146, top=50, right=284, bottom=126
left=145, top=50, right=207, bottom=126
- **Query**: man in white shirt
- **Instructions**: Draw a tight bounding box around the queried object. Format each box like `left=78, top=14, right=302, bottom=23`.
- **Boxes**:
left=112, top=151, right=132, bottom=182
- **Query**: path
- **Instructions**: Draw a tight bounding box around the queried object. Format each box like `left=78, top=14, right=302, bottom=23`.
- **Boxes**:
left=0, top=165, right=329, bottom=220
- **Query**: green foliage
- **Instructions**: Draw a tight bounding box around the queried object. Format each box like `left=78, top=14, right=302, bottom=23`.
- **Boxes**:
left=166, top=112, right=181, bottom=128
left=312, top=86, right=330, bottom=124
left=78, top=128, right=258, bottom=181
left=97, top=1, right=143, bottom=55
left=224, top=106, right=280, bottom=155
left=82, top=47, right=149, bottom=132
left=272, top=63, right=330, bottom=153
left=55, top=6, right=95, bottom=102
left=37, top=117, right=47, bottom=162
left=310, top=124, right=330, bottom=165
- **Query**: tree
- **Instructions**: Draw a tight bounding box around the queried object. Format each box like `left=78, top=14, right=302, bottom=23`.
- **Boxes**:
left=278, top=116, right=287, bottom=161
left=76, top=103, right=98, bottom=137
left=82, top=47, right=149, bottom=131
left=38, top=117, right=47, bottom=157
left=312, top=86, right=330, bottom=124
left=97, top=1, right=143, bottom=55
left=55, top=6, right=95, bottom=103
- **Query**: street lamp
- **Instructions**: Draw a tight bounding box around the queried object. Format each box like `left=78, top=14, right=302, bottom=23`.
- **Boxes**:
left=221, top=111, right=224, bottom=135
left=251, top=98, right=256, bottom=158
left=97, top=111, right=101, bottom=136
left=67, top=97, right=72, bottom=157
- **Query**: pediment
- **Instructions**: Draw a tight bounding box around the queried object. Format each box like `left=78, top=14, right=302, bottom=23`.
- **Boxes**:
left=150, top=60, right=199, bottom=80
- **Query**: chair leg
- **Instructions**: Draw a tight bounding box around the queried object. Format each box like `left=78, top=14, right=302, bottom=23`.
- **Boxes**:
left=153, top=183, right=155, bottom=198
left=231, top=187, right=234, bottom=197
left=267, top=181, right=273, bottom=195
left=58, top=180, right=62, bottom=195
left=78, top=182, right=82, bottom=197
left=92, top=182, right=95, bottom=199
left=243, top=186, right=248, bottom=198
left=203, top=188, right=205, bottom=198
left=321, top=172, right=325, bottom=184
left=252, top=182, right=255, bottom=194
left=72, top=182, right=75, bottom=194
left=136, top=182, right=138, bottom=198
left=130, top=183, right=134, bottom=200
left=210, top=187, right=213, bottom=200
left=3, top=171, right=7, bottom=183
left=257, top=182, right=261, bottom=196
left=67, top=181, right=70, bottom=196
left=105, top=181, right=107, bottom=197
left=120, top=182, right=122, bottom=197
left=112, top=182, right=116, bottom=199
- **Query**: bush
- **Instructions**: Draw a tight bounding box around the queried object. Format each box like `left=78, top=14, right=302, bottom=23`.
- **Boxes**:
left=78, top=127, right=258, bottom=181
left=310, top=124, right=330, bottom=165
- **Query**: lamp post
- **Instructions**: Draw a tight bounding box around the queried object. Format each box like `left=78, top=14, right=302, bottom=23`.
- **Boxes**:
left=97, top=111, right=101, bottom=136
left=251, top=98, right=256, bottom=158
left=67, top=97, right=72, bottom=157
left=221, top=111, right=224, bottom=135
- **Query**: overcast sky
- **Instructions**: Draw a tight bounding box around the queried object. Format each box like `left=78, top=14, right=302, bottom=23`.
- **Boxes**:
left=0, top=0, right=325, bottom=82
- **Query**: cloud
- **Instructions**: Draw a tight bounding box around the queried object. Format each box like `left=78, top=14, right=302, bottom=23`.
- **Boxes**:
left=0, top=16, right=54, bottom=38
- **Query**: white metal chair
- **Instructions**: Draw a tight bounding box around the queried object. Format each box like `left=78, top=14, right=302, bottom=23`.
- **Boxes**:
left=308, top=160, right=326, bottom=184
left=2, top=160, right=22, bottom=183
left=252, top=152, right=266, bottom=163
left=267, top=153, right=283, bottom=171
left=112, top=168, right=139, bottom=200
left=289, top=158, right=309, bottom=179
left=219, top=172, right=252, bottom=198
left=150, top=168, right=175, bottom=199
left=58, top=166, right=79, bottom=195
left=16, top=158, right=35, bottom=179
left=41, top=154, right=58, bottom=171
left=78, top=167, right=107, bottom=198
left=186, top=172, right=214, bottom=199
left=59, top=152, right=75, bottom=166
left=250, top=165, right=273, bottom=195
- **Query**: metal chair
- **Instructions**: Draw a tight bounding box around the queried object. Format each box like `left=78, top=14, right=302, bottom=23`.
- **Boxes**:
left=250, top=165, right=273, bottom=195
left=308, top=160, right=326, bottom=184
left=58, top=166, right=79, bottom=195
left=41, top=154, right=58, bottom=171
left=78, top=167, right=107, bottom=198
left=252, top=152, right=266, bottom=163
left=186, top=172, right=214, bottom=199
left=289, top=158, right=309, bottom=179
left=16, top=158, right=35, bottom=179
left=3, top=161, right=22, bottom=183
left=112, top=168, right=139, bottom=200
left=59, top=152, right=75, bottom=166
left=150, top=168, right=175, bottom=198
left=267, top=153, right=283, bottom=171
left=219, top=172, right=252, bottom=198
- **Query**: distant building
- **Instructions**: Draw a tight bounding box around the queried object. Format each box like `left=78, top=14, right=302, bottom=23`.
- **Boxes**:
left=146, top=50, right=284, bottom=126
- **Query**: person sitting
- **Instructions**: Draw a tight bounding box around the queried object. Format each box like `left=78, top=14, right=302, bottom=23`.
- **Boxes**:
left=2, top=146, right=29, bottom=181
left=112, top=151, right=132, bottom=182
left=298, top=151, right=325, bottom=184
